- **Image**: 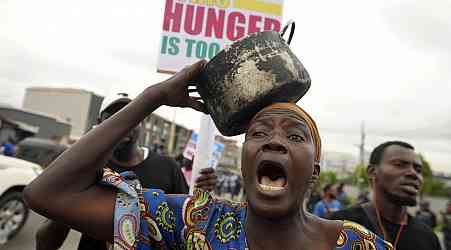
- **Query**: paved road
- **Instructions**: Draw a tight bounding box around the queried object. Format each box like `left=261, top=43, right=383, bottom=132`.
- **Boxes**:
left=3, top=212, right=80, bottom=250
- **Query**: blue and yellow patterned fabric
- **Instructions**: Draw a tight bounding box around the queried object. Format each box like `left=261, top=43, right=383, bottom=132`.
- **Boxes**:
left=100, top=169, right=392, bottom=250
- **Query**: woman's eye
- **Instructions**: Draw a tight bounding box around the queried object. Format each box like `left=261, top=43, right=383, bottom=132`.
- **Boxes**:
left=288, top=134, right=304, bottom=142
left=252, top=131, right=266, bottom=138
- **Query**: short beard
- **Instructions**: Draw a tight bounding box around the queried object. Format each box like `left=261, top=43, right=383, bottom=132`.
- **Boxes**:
left=113, top=144, right=135, bottom=162
left=384, top=189, right=417, bottom=207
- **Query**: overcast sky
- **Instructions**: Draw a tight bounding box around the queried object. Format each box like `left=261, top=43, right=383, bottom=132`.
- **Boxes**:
left=1, top=0, right=450, bottom=172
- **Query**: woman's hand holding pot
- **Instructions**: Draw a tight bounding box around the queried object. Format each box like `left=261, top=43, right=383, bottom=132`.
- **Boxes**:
left=156, top=60, right=208, bottom=114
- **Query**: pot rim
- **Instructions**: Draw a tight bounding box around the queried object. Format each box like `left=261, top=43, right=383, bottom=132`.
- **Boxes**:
left=205, top=30, right=286, bottom=68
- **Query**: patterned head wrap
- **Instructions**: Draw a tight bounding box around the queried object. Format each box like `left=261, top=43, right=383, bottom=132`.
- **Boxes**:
left=250, top=103, right=321, bottom=164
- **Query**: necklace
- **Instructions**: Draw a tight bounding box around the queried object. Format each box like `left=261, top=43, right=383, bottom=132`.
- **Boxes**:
left=371, top=179, right=407, bottom=249
left=374, top=204, right=407, bottom=250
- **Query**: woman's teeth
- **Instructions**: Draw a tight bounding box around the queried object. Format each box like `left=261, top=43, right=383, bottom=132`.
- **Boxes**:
left=259, top=176, right=286, bottom=191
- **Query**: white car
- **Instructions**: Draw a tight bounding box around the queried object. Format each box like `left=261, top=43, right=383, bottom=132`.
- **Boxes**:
left=0, top=155, right=42, bottom=244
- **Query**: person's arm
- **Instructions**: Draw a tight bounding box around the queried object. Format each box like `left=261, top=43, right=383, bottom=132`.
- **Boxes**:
left=24, top=60, right=207, bottom=242
left=35, top=220, right=70, bottom=250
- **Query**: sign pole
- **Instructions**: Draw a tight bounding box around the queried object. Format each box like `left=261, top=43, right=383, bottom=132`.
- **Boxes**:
left=167, top=108, right=177, bottom=156
left=190, top=114, right=215, bottom=194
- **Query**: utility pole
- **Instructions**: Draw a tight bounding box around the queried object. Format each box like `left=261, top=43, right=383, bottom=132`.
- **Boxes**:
left=359, top=121, right=366, bottom=166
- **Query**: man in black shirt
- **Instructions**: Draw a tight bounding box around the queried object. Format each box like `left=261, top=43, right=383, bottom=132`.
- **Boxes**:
left=329, top=141, right=442, bottom=250
left=35, top=94, right=216, bottom=250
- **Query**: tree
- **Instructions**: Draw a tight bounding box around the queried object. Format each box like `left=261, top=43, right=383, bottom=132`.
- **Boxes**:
left=418, top=153, right=448, bottom=198
left=352, top=164, right=370, bottom=189
left=418, top=154, right=433, bottom=178
left=319, top=171, right=338, bottom=186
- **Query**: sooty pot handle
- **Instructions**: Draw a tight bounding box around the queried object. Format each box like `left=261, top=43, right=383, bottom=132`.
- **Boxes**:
left=280, top=20, right=295, bottom=45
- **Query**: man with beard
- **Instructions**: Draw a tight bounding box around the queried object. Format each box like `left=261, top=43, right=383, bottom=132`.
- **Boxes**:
left=330, top=141, right=442, bottom=250
left=35, top=95, right=216, bottom=250
left=314, top=184, right=341, bottom=218
left=25, top=61, right=391, bottom=250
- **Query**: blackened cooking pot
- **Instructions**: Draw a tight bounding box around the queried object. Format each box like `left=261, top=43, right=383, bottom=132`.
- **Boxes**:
left=196, top=21, right=311, bottom=136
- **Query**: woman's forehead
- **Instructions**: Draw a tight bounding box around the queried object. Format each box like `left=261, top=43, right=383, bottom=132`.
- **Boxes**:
left=251, top=109, right=307, bottom=125
left=246, top=105, right=322, bottom=163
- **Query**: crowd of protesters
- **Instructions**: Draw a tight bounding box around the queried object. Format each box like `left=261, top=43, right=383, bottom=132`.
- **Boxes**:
left=23, top=61, right=396, bottom=250
left=2, top=94, right=449, bottom=249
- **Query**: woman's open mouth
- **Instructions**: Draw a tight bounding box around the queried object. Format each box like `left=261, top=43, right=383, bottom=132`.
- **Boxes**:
left=257, top=161, right=288, bottom=192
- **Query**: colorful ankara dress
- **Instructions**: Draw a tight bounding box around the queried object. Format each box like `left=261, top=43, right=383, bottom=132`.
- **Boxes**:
left=101, top=169, right=393, bottom=250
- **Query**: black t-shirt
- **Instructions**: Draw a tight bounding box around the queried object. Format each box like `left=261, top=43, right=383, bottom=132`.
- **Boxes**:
left=330, top=205, right=442, bottom=250
left=78, top=152, right=189, bottom=250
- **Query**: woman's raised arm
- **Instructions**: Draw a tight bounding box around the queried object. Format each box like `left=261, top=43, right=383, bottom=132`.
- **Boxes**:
left=24, top=60, right=207, bottom=241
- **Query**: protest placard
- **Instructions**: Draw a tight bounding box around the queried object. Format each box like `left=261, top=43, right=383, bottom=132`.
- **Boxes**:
left=157, top=0, right=285, bottom=74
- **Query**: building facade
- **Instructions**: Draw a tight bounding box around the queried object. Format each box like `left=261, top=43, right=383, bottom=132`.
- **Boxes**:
left=141, top=113, right=192, bottom=157
left=23, top=87, right=103, bottom=138
left=0, top=105, right=71, bottom=143
left=0, top=115, right=38, bottom=144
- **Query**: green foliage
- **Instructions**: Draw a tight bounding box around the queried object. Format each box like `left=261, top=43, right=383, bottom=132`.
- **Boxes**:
left=421, top=177, right=449, bottom=197
left=319, top=171, right=338, bottom=186
left=418, top=154, right=433, bottom=178
left=339, top=175, right=354, bottom=185
left=418, top=153, right=450, bottom=197
left=352, top=164, right=370, bottom=189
